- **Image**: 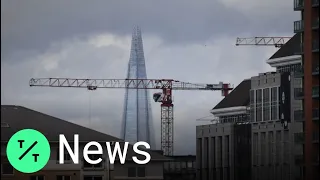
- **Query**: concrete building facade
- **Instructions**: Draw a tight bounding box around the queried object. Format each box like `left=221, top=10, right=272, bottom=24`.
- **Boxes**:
left=196, top=34, right=307, bottom=180
left=196, top=78, right=252, bottom=180
left=250, top=71, right=303, bottom=180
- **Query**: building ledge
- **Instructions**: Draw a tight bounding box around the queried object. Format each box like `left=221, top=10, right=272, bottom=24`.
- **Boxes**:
left=266, top=55, right=302, bottom=68
left=210, top=106, right=248, bottom=117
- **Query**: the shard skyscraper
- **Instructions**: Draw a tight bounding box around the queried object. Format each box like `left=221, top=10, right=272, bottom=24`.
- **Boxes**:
left=121, top=27, right=156, bottom=149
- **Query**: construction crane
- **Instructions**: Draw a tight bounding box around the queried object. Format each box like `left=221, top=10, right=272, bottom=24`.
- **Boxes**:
left=29, top=78, right=233, bottom=155
left=235, top=37, right=292, bottom=48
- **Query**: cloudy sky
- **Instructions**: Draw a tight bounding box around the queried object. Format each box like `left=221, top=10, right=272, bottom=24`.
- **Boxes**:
left=1, top=0, right=298, bottom=155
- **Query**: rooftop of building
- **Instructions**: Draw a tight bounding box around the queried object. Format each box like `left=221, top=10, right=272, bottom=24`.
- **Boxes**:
left=1, top=105, right=169, bottom=161
left=165, top=155, right=196, bottom=161
left=212, top=34, right=301, bottom=111
left=212, top=79, right=251, bottom=110
left=269, top=33, right=300, bottom=60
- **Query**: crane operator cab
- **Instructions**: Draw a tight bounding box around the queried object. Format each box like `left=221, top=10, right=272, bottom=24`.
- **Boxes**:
left=153, top=92, right=163, bottom=102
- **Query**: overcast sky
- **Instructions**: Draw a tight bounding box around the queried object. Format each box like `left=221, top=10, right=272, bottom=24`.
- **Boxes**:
left=1, top=0, right=298, bottom=155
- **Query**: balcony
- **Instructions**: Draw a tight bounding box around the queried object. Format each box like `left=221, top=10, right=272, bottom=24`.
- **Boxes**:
left=294, top=68, right=304, bottom=77
left=313, top=86, right=319, bottom=98
left=313, top=64, right=319, bottom=75
left=294, top=110, right=304, bottom=122
left=313, top=41, right=319, bottom=52
left=313, top=108, right=319, bottom=120
left=312, top=0, right=319, bottom=7
left=295, top=88, right=304, bottom=99
left=294, top=20, right=304, bottom=33
left=294, top=132, right=305, bottom=144
left=313, top=18, right=319, bottom=29
left=294, top=0, right=304, bottom=10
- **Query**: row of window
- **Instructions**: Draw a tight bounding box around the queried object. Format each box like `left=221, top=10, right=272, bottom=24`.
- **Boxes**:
left=0, top=170, right=71, bottom=180
left=277, top=64, right=302, bottom=73
left=198, top=136, right=230, bottom=168
left=29, top=176, right=103, bottom=180
left=164, top=161, right=195, bottom=170
left=253, top=87, right=278, bottom=103
left=252, top=131, right=290, bottom=166
left=30, top=176, right=71, bottom=180
left=250, top=87, right=279, bottom=122
left=252, top=165, right=291, bottom=180
left=218, top=114, right=250, bottom=124
left=57, top=152, right=105, bottom=168
left=1, top=163, right=145, bottom=178
left=128, top=167, right=146, bottom=177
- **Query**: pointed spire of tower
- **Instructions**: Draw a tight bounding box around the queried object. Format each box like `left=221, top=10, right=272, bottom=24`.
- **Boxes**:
left=121, top=27, right=156, bottom=149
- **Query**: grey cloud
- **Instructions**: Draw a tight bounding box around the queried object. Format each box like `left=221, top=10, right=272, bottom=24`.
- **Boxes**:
left=2, top=33, right=278, bottom=154
left=1, top=0, right=296, bottom=58
left=2, top=0, right=288, bottom=154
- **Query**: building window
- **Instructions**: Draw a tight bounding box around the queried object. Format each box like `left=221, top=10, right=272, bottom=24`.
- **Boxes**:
left=261, top=132, right=266, bottom=165
left=57, top=175, right=71, bottom=180
left=211, top=137, right=216, bottom=172
left=256, top=106, right=262, bottom=122
left=83, top=154, right=103, bottom=168
left=30, top=176, right=45, bottom=180
left=1, top=163, right=14, bottom=175
left=275, top=131, right=282, bottom=164
left=263, top=88, right=270, bottom=121
left=256, top=89, right=263, bottom=122
left=128, top=167, right=146, bottom=177
left=128, top=167, right=136, bottom=177
left=256, top=89, right=262, bottom=122
left=137, top=167, right=146, bottom=177
left=271, top=87, right=279, bottom=120
left=253, top=133, right=259, bottom=165
left=277, top=64, right=302, bottom=73
left=57, top=149, right=71, bottom=162
left=225, top=135, right=230, bottom=167
left=250, top=90, right=255, bottom=103
left=217, top=137, right=222, bottom=166
left=83, top=176, right=102, bottom=180
left=283, top=131, right=290, bottom=164
left=268, top=131, right=274, bottom=165
left=256, top=89, right=262, bottom=103
left=250, top=89, right=255, bottom=122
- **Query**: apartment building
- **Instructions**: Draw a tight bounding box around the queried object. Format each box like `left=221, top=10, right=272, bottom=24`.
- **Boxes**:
left=196, top=79, right=252, bottom=180
left=1, top=105, right=169, bottom=180
left=293, top=0, right=319, bottom=179
left=250, top=71, right=303, bottom=180
left=196, top=34, right=307, bottom=180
